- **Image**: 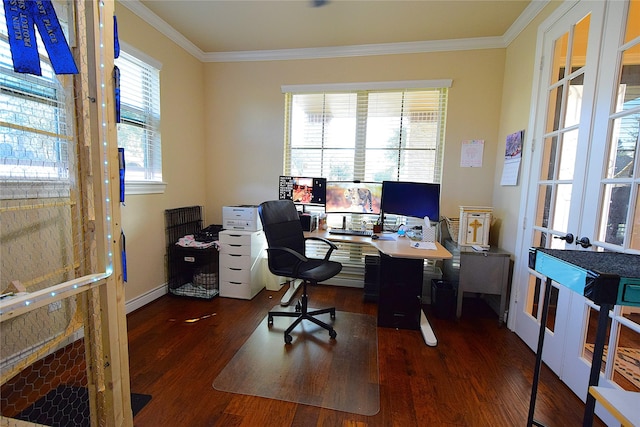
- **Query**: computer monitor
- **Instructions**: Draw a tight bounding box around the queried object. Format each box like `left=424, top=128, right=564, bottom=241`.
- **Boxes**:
left=279, top=176, right=326, bottom=206
left=381, top=181, right=440, bottom=221
left=325, top=181, right=382, bottom=214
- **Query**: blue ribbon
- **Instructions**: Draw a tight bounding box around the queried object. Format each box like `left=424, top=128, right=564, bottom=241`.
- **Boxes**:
left=3, top=0, right=40, bottom=74
left=114, top=14, right=119, bottom=58
left=114, top=65, right=120, bottom=123
left=2, top=0, right=78, bottom=75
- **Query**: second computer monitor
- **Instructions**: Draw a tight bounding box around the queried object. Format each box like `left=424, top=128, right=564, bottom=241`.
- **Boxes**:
left=325, top=181, right=382, bottom=214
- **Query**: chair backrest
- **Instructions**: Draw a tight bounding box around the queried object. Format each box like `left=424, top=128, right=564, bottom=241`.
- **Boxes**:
left=258, top=200, right=305, bottom=272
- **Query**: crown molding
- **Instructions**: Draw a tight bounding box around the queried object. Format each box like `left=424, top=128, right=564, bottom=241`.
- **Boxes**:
left=503, top=0, right=550, bottom=45
left=118, top=0, right=206, bottom=60
left=119, top=0, right=550, bottom=63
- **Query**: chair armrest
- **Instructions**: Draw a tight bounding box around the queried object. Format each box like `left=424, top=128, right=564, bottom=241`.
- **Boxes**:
left=266, top=246, right=308, bottom=263
left=305, top=236, right=338, bottom=260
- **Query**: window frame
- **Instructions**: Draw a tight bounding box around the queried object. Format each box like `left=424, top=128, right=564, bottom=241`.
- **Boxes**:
left=115, top=42, right=165, bottom=195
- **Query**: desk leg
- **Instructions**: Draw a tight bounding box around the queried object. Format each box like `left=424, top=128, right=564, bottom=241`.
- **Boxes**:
left=582, top=303, right=611, bottom=427
left=527, top=276, right=553, bottom=427
left=420, top=309, right=438, bottom=346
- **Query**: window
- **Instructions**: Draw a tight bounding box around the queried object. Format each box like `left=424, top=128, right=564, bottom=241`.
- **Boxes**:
left=283, top=81, right=450, bottom=184
left=0, top=12, right=72, bottom=184
left=115, top=46, right=162, bottom=188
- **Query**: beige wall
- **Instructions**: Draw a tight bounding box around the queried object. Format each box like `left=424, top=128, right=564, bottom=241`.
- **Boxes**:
left=114, top=1, right=565, bottom=304
left=204, top=50, right=506, bottom=225
left=115, top=4, right=207, bottom=302
left=492, top=1, right=562, bottom=254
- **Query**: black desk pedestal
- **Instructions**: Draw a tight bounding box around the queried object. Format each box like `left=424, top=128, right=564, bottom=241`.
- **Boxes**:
left=377, top=253, right=422, bottom=330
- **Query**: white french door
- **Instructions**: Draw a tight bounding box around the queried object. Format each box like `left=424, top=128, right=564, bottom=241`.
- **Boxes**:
left=513, top=0, right=640, bottom=419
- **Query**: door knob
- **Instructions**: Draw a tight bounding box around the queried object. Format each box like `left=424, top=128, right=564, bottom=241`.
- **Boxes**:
left=554, top=233, right=574, bottom=244
left=575, top=236, right=592, bottom=248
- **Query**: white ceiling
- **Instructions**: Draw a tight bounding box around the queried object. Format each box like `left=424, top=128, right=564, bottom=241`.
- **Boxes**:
left=120, top=0, right=545, bottom=61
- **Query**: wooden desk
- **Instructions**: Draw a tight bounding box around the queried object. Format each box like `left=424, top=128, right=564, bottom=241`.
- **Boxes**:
left=306, top=229, right=451, bottom=260
left=306, top=229, right=452, bottom=346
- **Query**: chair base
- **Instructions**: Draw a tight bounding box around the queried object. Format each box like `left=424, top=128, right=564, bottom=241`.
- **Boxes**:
left=268, top=290, right=336, bottom=344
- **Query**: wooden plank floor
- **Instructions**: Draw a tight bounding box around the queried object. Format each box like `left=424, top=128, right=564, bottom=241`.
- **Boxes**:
left=127, top=285, right=606, bottom=426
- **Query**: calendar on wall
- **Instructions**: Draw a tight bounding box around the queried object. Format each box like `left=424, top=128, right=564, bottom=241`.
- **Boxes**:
left=458, top=206, right=493, bottom=248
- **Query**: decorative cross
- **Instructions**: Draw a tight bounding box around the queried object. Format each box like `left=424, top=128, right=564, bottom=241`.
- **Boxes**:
left=468, top=219, right=483, bottom=242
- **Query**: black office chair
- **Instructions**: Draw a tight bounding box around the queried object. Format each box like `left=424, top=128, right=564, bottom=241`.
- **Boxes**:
left=258, top=200, right=342, bottom=344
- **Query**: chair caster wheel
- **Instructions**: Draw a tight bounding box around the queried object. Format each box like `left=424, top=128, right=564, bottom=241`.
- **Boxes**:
left=330, top=310, right=336, bottom=319
left=295, top=301, right=302, bottom=313
left=329, top=330, right=337, bottom=339
left=268, top=316, right=273, bottom=325
left=284, top=334, right=293, bottom=344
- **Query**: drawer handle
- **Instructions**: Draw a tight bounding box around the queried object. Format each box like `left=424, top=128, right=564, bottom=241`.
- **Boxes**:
left=229, top=244, right=242, bottom=247
left=228, top=254, right=242, bottom=257
left=230, top=281, right=241, bottom=285
left=230, top=268, right=242, bottom=271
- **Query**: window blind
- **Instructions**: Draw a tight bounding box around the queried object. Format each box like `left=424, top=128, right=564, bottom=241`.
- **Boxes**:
left=115, top=49, right=162, bottom=182
left=283, top=84, right=448, bottom=184
left=0, top=11, right=72, bottom=181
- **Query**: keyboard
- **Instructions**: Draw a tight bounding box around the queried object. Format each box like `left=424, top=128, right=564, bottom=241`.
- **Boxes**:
left=329, top=229, right=373, bottom=237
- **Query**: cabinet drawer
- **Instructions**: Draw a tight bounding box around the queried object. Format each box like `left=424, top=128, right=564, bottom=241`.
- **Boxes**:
left=219, top=280, right=252, bottom=299
left=220, top=265, right=251, bottom=283
left=220, top=231, right=254, bottom=245
left=219, top=253, right=250, bottom=269
left=619, top=279, right=640, bottom=306
left=220, top=243, right=252, bottom=256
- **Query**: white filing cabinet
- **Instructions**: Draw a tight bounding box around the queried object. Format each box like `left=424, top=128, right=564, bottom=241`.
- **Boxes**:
left=219, top=230, right=267, bottom=299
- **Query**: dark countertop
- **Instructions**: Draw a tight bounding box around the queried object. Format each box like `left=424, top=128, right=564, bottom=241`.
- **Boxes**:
left=536, top=248, right=640, bottom=279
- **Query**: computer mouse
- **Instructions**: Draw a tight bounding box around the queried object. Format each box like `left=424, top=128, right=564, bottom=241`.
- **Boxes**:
left=371, top=234, right=379, bottom=240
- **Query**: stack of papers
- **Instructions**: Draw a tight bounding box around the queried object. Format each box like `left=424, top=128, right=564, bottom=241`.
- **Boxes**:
left=411, top=241, right=436, bottom=250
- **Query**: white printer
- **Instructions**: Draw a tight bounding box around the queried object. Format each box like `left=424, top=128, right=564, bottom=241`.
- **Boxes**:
left=222, top=205, right=262, bottom=231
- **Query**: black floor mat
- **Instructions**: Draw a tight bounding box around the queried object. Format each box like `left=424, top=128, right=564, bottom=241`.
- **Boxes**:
left=15, top=385, right=151, bottom=426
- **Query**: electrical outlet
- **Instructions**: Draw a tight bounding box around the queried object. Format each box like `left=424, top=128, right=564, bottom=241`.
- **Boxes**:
left=48, top=300, right=62, bottom=312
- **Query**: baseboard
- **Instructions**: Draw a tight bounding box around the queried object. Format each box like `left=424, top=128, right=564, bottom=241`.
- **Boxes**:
left=126, top=283, right=168, bottom=314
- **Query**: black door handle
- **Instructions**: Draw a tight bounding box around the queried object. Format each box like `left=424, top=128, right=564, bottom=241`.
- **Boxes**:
left=554, top=233, right=574, bottom=244
left=576, top=236, right=592, bottom=248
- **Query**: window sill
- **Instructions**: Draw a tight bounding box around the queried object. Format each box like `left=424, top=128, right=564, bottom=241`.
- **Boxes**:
left=125, top=181, right=167, bottom=195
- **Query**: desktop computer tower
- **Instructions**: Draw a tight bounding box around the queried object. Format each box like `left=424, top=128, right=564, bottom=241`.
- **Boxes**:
left=377, top=254, right=422, bottom=330
left=364, top=255, right=380, bottom=302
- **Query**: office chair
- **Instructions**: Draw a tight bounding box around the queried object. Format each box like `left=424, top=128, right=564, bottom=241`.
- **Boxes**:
left=258, top=200, right=342, bottom=344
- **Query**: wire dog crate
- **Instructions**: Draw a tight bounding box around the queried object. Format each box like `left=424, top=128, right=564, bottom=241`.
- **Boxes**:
left=165, top=206, right=220, bottom=299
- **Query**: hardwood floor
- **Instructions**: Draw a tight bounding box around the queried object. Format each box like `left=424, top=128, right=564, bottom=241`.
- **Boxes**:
left=127, top=285, right=605, bottom=427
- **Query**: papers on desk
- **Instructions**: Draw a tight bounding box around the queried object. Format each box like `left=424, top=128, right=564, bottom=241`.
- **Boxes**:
left=411, top=241, right=436, bottom=250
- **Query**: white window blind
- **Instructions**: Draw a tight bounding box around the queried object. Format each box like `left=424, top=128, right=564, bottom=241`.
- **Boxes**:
left=0, top=10, right=72, bottom=182
left=115, top=48, right=162, bottom=183
left=283, top=82, right=449, bottom=184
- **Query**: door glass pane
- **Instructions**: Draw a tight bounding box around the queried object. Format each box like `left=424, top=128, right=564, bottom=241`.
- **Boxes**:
left=615, top=45, right=640, bottom=114
left=552, top=183, right=572, bottom=232
left=536, top=184, right=552, bottom=228
left=546, top=86, right=564, bottom=132
left=630, top=184, right=640, bottom=249
left=528, top=275, right=542, bottom=318
left=624, top=0, right=640, bottom=44
left=558, top=130, right=579, bottom=180
left=552, top=32, right=569, bottom=82
left=612, top=320, right=640, bottom=392
left=540, top=136, right=558, bottom=180
left=598, top=184, right=630, bottom=245
left=569, top=13, right=590, bottom=71
left=545, top=285, right=560, bottom=332
left=565, top=76, right=584, bottom=128
left=533, top=229, right=546, bottom=247
left=583, top=306, right=612, bottom=374
left=606, top=116, right=637, bottom=179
